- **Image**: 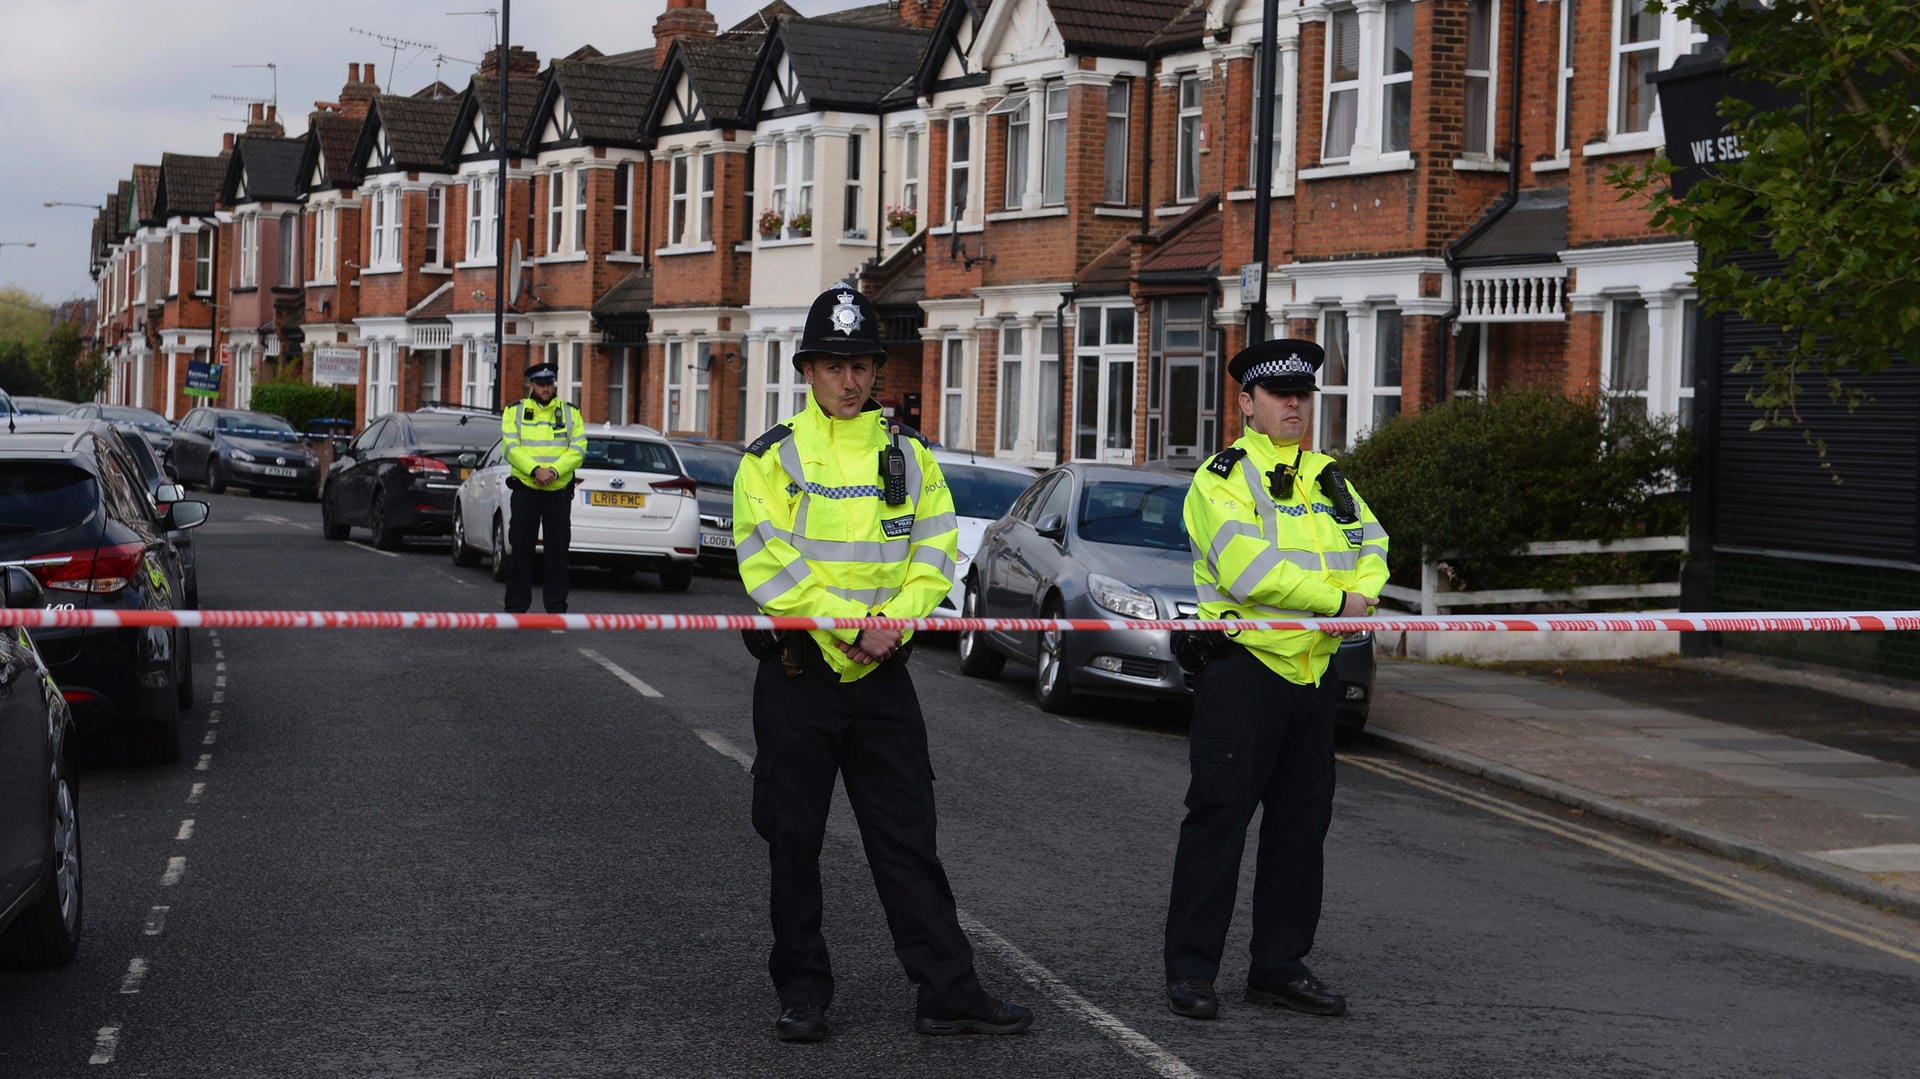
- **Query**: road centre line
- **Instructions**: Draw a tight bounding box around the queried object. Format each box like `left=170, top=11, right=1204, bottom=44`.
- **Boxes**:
left=690, top=728, right=1201, bottom=1078
left=195, top=754, right=212, bottom=772
left=88, top=1026, right=119, bottom=1065
left=160, top=857, right=186, bottom=887
left=176, top=819, right=195, bottom=841
left=143, top=906, right=169, bottom=936
left=202, top=730, right=217, bottom=745
left=186, top=782, right=205, bottom=804
left=579, top=648, right=663, bottom=698
left=1346, top=754, right=1920, bottom=965
left=347, top=541, right=402, bottom=559
left=118, top=958, right=149, bottom=994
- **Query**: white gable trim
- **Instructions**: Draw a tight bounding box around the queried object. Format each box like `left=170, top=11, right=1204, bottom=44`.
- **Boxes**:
left=973, top=0, right=1063, bottom=70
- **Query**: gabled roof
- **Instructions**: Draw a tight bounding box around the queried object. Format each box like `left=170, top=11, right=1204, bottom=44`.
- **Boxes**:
left=813, top=2, right=910, bottom=30
left=748, top=18, right=929, bottom=119
left=529, top=54, right=657, bottom=151
left=222, top=136, right=305, bottom=205
left=453, top=73, right=548, bottom=161
left=406, top=282, right=454, bottom=321
left=727, top=0, right=801, bottom=36
left=356, top=94, right=463, bottom=175
left=131, top=164, right=161, bottom=228
left=1451, top=187, right=1569, bottom=264
left=914, top=0, right=991, bottom=95
left=1048, top=0, right=1198, bottom=56
left=1136, top=200, right=1220, bottom=282
left=107, top=184, right=128, bottom=242
left=153, top=152, right=225, bottom=221
left=644, top=34, right=763, bottom=135
left=301, top=112, right=365, bottom=193
left=1075, top=235, right=1132, bottom=294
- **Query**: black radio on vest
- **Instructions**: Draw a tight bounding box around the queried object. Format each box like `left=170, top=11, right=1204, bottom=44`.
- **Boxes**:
left=881, top=428, right=908, bottom=506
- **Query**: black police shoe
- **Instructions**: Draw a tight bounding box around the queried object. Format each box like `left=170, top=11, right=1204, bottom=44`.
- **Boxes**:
left=774, top=1003, right=829, bottom=1042
left=914, top=995, right=1033, bottom=1036
left=1166, top=978, right=1220, bottom=1019
left=1244, top=973, right=1348, bottom=1016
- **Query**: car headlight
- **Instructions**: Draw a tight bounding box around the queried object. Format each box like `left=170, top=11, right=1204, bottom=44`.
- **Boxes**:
left=230, top=449, right=255, bottom=463
left=1088, top=573, right=1157, bottom=620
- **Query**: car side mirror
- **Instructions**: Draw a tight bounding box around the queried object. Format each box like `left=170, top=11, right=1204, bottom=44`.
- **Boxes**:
left=169, top=500, right=211, bottom=530
left=1036, top=513, right=1066, bottom=541
left=458, top=452, right=478, bottom=467
left=2, top=565, right=46, bottom=609
left=332, top=438, right=351, bottom=456
left=154, top=483, right=185, bottom=504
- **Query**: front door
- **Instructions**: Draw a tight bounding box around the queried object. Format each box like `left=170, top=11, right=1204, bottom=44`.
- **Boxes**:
left=1161, top=356, right=1202, bottom=465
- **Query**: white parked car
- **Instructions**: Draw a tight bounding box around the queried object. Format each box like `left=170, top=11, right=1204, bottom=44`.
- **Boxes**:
left=449, top=423, right=702, bottom=590
left=928, top=449, right=1041, bottom=620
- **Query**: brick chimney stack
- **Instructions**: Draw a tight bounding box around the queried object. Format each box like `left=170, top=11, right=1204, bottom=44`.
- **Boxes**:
left=480, top=44, right=541, bottom=78
left=898, top=0, right=946, bottom=30
left=244, top=102, right=285, bottom=138
left=339, top=60, right=380, bottom=119
left=653, top=0, right=718, bottom=69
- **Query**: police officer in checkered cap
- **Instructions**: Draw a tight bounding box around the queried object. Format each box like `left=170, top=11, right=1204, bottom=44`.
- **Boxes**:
left=1162, top=337, right=1390, bottom=1022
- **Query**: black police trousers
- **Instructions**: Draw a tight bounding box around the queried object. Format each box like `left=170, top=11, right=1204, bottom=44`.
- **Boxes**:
left=504, top=480, right=572, bottom=614
left=749, top=645, right=984, bottom=1017
left=1165, top=644, right=1339, bottom=986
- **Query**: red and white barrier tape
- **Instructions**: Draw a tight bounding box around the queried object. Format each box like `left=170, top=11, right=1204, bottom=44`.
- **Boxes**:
left=6, top=609, right=1920, bottom=633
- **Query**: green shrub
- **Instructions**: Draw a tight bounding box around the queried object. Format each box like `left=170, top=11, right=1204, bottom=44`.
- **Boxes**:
left=250, top=380, right=357, bottom=433
left=1341, top=391, right=1693, bottom=600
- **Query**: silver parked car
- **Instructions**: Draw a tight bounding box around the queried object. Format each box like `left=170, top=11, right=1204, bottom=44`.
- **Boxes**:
left=956, top=462, right=1376, bottom=735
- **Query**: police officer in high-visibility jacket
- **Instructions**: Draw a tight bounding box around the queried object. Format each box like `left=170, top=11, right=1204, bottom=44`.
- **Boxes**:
left=733, top=285, right=1031, bottom=1044
left=500, top=360, right=586, bottom=614
left=1163, top=338, right=1388, bottom=1022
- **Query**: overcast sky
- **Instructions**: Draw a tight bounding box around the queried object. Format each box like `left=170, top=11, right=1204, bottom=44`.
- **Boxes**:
left=0, top=0, right=846, bottom=309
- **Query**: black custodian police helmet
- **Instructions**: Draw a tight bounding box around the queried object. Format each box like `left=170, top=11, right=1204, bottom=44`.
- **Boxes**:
left=792, top=285, right=886, bottom=371
left=1227, top=338, right=1324, bottom=393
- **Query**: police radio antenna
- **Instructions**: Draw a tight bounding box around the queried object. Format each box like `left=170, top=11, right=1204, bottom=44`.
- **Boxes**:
left=230, top=62, right=278, bottom=111
left=349, top=27, right=437, bottom=84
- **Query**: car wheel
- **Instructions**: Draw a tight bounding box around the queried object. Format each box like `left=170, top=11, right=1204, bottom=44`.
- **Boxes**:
left=206, top=458, right=226, bottom=495
left=0, top=738, right=82, bottom=968
left=451, top=507, right=479, bottom=567
left=175, top=629, right=194, bottom=710
left=660, top=565, right=693, bottom=592
left=490, top=516, right=509, bottom=582
left=369, top=490, right=400, bottom=550
left=1034, top=598, right=1076, bottom=714
left=957, top=578, right=1005, bottom=678
left=320, top=486, right=349, bottom=541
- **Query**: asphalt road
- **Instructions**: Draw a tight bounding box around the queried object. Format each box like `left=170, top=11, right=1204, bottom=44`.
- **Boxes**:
left=2, top=490, right=1917, bottom=1077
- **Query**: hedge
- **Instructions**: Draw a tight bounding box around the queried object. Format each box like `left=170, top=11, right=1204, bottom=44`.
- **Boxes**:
left=250, top=380, right=357, bottom=434
left=1341, top=391, right=1694, bottom=600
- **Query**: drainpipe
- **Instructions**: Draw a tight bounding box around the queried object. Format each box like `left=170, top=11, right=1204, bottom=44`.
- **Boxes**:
left=875, top=108, right=887, bottom=265
left=1138, top=64, right=1154, bottom=237
left=1055, top=288, right=1074, bottom=466
left=492, top=0, right=511, bottom=412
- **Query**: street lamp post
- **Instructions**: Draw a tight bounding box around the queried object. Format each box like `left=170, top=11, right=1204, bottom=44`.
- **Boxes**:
left=0, top=240, right=36, bottom=264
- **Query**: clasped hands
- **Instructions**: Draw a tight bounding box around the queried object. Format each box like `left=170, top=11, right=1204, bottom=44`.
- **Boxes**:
left=532, top=466, right=559, bottom=485
left=1331, top=591, right=1380, bottom=639
left=838, top=626, right=903, bottom=665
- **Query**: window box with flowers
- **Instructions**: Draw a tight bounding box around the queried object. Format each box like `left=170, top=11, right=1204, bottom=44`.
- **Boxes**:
left=786, top=212, right=813, bottom=239
left=757, top=209, right=785, bottom=239
left=885, top=205, right=917, bottom=236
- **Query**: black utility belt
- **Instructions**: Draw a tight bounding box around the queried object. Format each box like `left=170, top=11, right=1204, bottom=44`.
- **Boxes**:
left=742, top=629, right=914, bottom=677
left=507, top=476, right=576, bottom=492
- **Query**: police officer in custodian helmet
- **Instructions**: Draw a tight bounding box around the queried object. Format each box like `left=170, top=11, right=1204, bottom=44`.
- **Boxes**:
left=732, top=285, right=1032, bottom=1043
left=500, top=361, right=586, bottom=613
left=1163, top=338, right=1388, bottom=1022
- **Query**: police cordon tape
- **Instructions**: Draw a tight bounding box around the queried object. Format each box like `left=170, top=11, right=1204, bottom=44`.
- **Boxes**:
left=6, top=609, right=1920, bottom=634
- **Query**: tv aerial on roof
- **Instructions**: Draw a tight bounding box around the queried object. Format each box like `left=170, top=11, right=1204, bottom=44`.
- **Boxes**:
left=349, top=26, right=438, bottom=85
left=232, top=62, right=279, bottom=111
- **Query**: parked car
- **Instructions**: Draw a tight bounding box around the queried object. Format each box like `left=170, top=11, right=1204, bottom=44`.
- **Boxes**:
left=167, top=407, right=320, bottom=498
left=8, top=396, right=74, bottom=416
left=667, top=438, right=746, bottom=572
left=0, top=420, right=207, bottom=762
left=955, top=462, right=1375, bottom=735
left=66, top=402, right=174, bottom=458
left=321, top=409, right=498, bottom=549
left=0, top=565, right=82, bottom=968
left=451, top=423, right=700, bottom=590
left=108, top=425, right=200, bottom=608
left=928, top=449, right=1041, bottom=620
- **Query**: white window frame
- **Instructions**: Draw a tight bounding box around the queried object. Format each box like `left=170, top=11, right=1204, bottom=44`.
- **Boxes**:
left=238, top=212, right=258, bottom=288
left=423, top=187, right=445, bottom=267
left=1176, top=73, right=1202, bottom=202
left=1369, top=307, right=1404, bottom=429
left=1072, top=304, right=1137, bottom=463
left=369, top=187, right=401, bottom=270
left=135, top=240, right=148, bottom=305
left=168, top=232, right=181, bottom=297
left=693, top=341, right=711, bottom=433
left=607, top=347, right=631, bottom=423
left=1313, top=306, right=1403, bottom=449
left=278, top=213, right=298, bottom=286
left=1247, top=49, right=1286, bottom=189
left=999, top=324, right=1025, bottom=453
left=612, top=162, right=633, bottom=253
left=1602, top=294, right=1652, bottom=414
left=1607, top=1, right=1707, bottom=141
left=942, top=335, right=971, bottom=450
left=1463, top=0, right=1500, bottom=157
left=1321, top=1, right=1416, bottom=165
left=1105, top=79, right=1130, bottom=204
left=770, top=140, right=789, bottom=222
left=1002, top=93, right=1030, bottom=208
left=1555, top=0, right=1576, bottom=158
left=546, top=169, right=566, bottom=255
left=697, top=152, right=714, bottom=244
left=795, top=136, right=814, bottom=237
left=946, top=114, right=971, bottom=227
left=466, top=174, right=498, bottom=262
left=1042, top=82, right=1068, bottom=207
left=194, top=227, right=213, bottom=294
left=1677, top=296, right=1698, bottom=427
left=366, top=340, right=399, bottom=424
left=844, top=131, right=865, bottom=238
left=573, top=168, right=588, bottom=252
left=1379, top=0, right=1415, bottom=155
left=762, top=337, right=808, bottom=426
left=313, top=207, right=336, bottom=284
left=1038, top=323, right=1061, bottom=457
left=669, top=153, right=690, bottom=245
left=901, top=128, right=920, bottom=219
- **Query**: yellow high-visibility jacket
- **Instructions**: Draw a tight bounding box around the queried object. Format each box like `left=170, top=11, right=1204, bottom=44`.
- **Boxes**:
left=733, top=396, right=960, bottom=683
left=1185, top=432, right=1389, bottom=685
left=502, top=396, right=586, bottom=490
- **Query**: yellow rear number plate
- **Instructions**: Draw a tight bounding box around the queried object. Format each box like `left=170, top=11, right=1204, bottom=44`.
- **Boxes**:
left=588, top=490, right=647, bottom=508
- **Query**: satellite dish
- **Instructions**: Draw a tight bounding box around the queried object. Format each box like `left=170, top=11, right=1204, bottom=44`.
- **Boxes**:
left=507, top=239, right=523, bottom=305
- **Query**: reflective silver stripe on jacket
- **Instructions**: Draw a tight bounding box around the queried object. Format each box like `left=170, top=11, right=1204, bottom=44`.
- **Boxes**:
left=747, top=559, right=815, bottom=607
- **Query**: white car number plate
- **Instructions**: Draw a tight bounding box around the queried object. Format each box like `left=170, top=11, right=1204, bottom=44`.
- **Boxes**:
left=263, top=466, right=298, bottom=477
left=701, top=532, right=735, bottom=549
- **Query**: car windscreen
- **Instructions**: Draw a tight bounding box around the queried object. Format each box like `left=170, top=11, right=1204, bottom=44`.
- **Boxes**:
left=583, top=437, right=680, bottom=475
left=0, top=463, right=98, bottom=538
left=102, top=406, right=171, bottom=429
left=408, top=413, right=499, bottom=449
left=675, top=445, right=740, bottom=486
left=217, top=414, right=299, bottom=441
left=1076, top=480, right=1190, bottom=551
left=944, top=464, right=1032, bottom=521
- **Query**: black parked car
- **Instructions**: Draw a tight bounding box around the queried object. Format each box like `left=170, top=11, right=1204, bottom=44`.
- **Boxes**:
left=0, top=421, right=207, bottom=762
left=66, top=402, right=175, bottom=459
left=957, top=462, right=1376, bottom=737
left=110, top=425, right=200, bottom=608
left=667, top=438, right=745, bottom=572
left=0, top=565, right=82, bottom=967
left=167, top=407, right=320, bottom=498
left=322, top=409, right=498, bottom=549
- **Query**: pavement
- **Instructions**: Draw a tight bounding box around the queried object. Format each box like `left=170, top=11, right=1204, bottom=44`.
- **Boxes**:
left=1364, top=654, right=1920, bottom=920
